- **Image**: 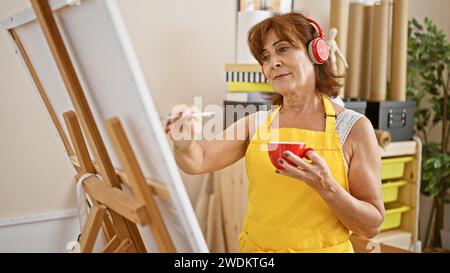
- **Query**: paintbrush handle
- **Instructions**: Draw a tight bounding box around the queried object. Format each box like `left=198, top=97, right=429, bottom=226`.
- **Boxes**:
left=160, top=112, right=215, bottom=121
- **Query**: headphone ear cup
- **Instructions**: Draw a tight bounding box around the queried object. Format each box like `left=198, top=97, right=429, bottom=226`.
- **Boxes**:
left=308, top=38, right=329, bottom=65
left=308, top=38, right=320, bottom=64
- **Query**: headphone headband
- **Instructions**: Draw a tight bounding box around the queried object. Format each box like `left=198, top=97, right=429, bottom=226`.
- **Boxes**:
left=306, top=18, right=325, bottom=39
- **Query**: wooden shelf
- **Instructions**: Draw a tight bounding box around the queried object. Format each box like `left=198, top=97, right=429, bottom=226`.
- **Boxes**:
left=377, top=137, right=422, bottom=252
left=380, top=140, right=418, bottom=158
left=373, top=229, right=413, bottom=250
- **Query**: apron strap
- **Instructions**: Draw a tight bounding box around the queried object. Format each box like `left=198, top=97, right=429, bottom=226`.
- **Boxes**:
left=322, top=95, right=337, bottom=134
left=265, top=105, right=281, bottom=129
left=265, top=95, right=337, bottom=134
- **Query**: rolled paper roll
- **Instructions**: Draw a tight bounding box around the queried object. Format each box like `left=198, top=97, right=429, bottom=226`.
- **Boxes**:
left=330, top=0, right=349, bottom=74
left=369, top=0, right=390, bottom=102
left=346, top=3, right=365, bottom=99
left=390, top=0, right=408, bottom=101
left=360, top=4, right=374, bottom=100
left=330, top=0, right=349, bottom=96
left=375, top=129, right=392, bottom=149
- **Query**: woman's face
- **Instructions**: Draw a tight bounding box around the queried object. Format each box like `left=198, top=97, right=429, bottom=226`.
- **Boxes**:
left=261, top=30, right=315, bottom=95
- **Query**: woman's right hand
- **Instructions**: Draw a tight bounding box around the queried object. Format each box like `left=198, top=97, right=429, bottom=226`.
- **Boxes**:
left=164, top=104, right=202, bottom=152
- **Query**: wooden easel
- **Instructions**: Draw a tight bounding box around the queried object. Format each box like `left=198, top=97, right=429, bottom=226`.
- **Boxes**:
left=9, top=0, right=178, bottom=252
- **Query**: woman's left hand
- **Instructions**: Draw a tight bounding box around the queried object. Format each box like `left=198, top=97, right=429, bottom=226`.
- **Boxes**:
left=276, top=150, right=337, bottom=195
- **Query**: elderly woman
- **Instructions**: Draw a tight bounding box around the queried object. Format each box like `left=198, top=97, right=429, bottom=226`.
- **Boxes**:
left=165, top=12, right=384, bottom=253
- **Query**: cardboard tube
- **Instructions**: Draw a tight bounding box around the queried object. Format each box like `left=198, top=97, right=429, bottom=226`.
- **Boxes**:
left=360, top=5, right=374, bottom=100
left=370, top=0, right=390, bottom=102
left=375, top=129, right=392, bottom=148
left=390, top=0, right=408, bottom=101
left=346, top=3, right=365, bottom=99
left=330, top=0, right=349, bottom=96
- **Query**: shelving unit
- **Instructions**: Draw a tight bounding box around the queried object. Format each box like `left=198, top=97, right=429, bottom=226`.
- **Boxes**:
left=372, top=137, right=422, bottom=252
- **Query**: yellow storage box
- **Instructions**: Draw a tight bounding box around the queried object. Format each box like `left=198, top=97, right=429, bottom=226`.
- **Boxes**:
left=381, top=157, right=414, bottom=180
left=382, top=180, right=408, bottom=203
left=381, top=203, right=410, bottom=231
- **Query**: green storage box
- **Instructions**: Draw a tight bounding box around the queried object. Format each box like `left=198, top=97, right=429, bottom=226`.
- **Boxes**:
left=381, top=156, right=414, bottom=180
left=382, top=180, right=408, bottom=203
left=381, top=203, right=410, bottom=231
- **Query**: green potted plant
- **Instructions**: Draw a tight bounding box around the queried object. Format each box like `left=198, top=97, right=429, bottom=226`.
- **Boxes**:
left=407, top=17, right=450, bottom=251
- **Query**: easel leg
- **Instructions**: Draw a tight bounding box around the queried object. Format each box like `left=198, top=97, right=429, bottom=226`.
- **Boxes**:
left=64, top=111, right=146, bottom=252
left=79, top=205, right=107, bottom=253
left=105, top=117, right=176, bottom=252
left=64, top=111, right=117, bottom=246
left=101, top=213, right=116, bottom=244
left=64, top=111, right=95, bottom=174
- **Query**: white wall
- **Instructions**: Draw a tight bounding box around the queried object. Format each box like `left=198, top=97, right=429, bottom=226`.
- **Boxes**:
left=0, top=210, right=79, bottom=253
left=294, top=0, right=331, bottom=32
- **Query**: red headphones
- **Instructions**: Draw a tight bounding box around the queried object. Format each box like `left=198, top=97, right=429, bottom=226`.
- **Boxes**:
left=261, top=17, right=329, bottom=81
left=306, top=18, right=330, bottom=65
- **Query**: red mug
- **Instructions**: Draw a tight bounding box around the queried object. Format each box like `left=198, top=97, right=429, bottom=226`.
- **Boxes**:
left=267, top=142, right=313, bottom=170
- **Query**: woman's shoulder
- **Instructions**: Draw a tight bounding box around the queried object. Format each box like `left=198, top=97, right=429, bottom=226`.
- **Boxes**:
left=330, top=98, right=374, bottom=148
left=349, top=115, right=374, bottom=134
left=345, top=113, right=377, bottom=149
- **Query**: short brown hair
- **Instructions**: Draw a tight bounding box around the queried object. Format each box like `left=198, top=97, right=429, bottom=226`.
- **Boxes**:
left=247, top=12, right=342, bottom=104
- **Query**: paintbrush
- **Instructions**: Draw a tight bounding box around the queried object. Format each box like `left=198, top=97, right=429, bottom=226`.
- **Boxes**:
left=160, top=112, right=216, bottom=122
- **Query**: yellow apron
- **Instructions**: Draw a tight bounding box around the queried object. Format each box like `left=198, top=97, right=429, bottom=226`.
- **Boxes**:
left=240, top=95, right=354, bottom=253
